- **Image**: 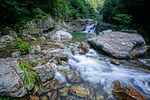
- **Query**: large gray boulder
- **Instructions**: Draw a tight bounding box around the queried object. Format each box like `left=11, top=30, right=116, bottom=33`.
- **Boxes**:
left=51, top=30, right=72, bottom=41
left=0, top=35, right=14, bottom=42
left=88, top=32, right=147, bottom=59
left=0, top=58, right=26, bottom=97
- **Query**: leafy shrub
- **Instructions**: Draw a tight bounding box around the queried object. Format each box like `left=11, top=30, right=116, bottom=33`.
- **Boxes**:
left=19, top=60, right=39, bottom=88
left=0, top=97, right=18, bottom=100
left=113, top=14, right=132, bottom=30
left=0, top=28, right=9, bottom=35
left=14, top=38, right=30, bottom=55
left=113, top=14, right=132, bottom=25
left=72, top=21, right=76, bottom=25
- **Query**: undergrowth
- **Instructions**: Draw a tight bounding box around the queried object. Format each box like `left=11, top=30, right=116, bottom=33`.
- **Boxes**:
left=14, top=38, right=30, bottom=55
left=19, top=60, right=39, bottom=88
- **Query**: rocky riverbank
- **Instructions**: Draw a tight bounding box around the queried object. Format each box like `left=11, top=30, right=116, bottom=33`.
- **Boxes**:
left=0, top=18, right=150, bottom=100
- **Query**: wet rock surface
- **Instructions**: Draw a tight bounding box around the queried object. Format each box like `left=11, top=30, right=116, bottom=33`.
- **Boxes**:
left=70, top=86, right=90, bottom=97
left=33, top=65, right=54, bottom=83
left=65, top=69, right=83, bottom=83
left=88, top=32, right=147, bottom=59
left=0, top=24, right=150, bottom=100
left=112, top=80, right=146, bottom=100
left=59, top=87, right=69, bottom=96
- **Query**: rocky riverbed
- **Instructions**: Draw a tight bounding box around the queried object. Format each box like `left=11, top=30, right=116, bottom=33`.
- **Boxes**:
left=0, top=18, right=150, bottom=100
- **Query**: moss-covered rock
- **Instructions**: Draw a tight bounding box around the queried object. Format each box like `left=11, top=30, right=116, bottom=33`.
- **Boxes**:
left=20, top=16, right=54, bottom=35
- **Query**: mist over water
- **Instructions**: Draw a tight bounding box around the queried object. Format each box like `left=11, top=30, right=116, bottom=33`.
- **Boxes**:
left=67, top=49, right=150, bottom=99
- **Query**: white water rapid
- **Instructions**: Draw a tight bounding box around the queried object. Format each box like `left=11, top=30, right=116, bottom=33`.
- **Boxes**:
left=66, top=49, right=150, bottom=99
left=83, top=24, right=96, bottom=33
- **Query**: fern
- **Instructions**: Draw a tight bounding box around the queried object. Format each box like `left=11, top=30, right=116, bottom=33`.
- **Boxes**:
left=113, top=14, right=132, bottom=30
left=19, top=60, right=39, bottom=88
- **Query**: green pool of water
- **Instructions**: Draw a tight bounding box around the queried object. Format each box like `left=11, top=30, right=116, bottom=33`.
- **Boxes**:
left=70, top=32, right=86, bottom=42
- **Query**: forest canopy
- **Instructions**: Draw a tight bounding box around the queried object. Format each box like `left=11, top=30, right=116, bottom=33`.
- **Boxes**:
left=0, top=0, right=149, bottom=42
left=0, top=0, right=102, bottom=27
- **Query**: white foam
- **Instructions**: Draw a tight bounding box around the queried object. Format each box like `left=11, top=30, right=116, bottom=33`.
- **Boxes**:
left=83, top=24, right=96, bottom=33
left=68, top=49, right=150, bottom=98
left=55, top=71, right=66, bottom=84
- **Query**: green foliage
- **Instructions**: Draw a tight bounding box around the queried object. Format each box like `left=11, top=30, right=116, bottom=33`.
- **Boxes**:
left=85, top=0, right=105, bottom=10
left=72, top=21, right=76, bottom=25
left=113, top=14, right=132, bottom=25
left=102, top=0, right=150, bottom=42
left=14, top=38, right=30, bottom=55
left=113, top=14, right=132, bottom=30
left=0, top=28, right=9, bottom=35
left=0, top=0, right=32, bottom=26
left=0, top=97, right=18, bottom=100
left=0, top=0, right=102, bottom=28
left=19, top=60, right=39, bottom=88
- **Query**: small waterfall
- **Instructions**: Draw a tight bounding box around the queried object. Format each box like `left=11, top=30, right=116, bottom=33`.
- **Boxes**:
left=83, top=24, right=96, bottom=33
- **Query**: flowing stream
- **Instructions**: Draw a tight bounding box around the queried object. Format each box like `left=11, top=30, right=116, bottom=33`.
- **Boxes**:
left=64, top=49, right=150, bottom=99
left=83, top=24, right=96, bottom=33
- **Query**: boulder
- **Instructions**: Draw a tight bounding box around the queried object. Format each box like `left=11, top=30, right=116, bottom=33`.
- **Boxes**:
left=70, top=86, right=90, bottom=97
left=11, top=51, right=21, bottom=58
left=59, top=87, right=69, bottom=96
left=95, top=22, right=114, bottom=34
left=88, top=32, right=147, bottom=59
left=40, top=36, right=46, bottom=41
left=0, top=58, right=26, bottom=97
left=32, top=65, right=54, bottom=83
left=112, top=80, right=145, bottom=100
left=21, top=17, right=54, bottom=35
left=0, top=44, right=6, bottom=50
left=51, top=30, right=72, bottom=41
left=0, top=35, right=14, bottom=42
left=98, top=29, right=112, bottom=37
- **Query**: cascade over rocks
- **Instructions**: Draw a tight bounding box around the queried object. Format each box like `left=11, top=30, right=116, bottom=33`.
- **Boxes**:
left=72, top=19, right=96, bottom=32
left=0, top=58, right=26, bottom=97
left=88, top=31, right=147, bottom=59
